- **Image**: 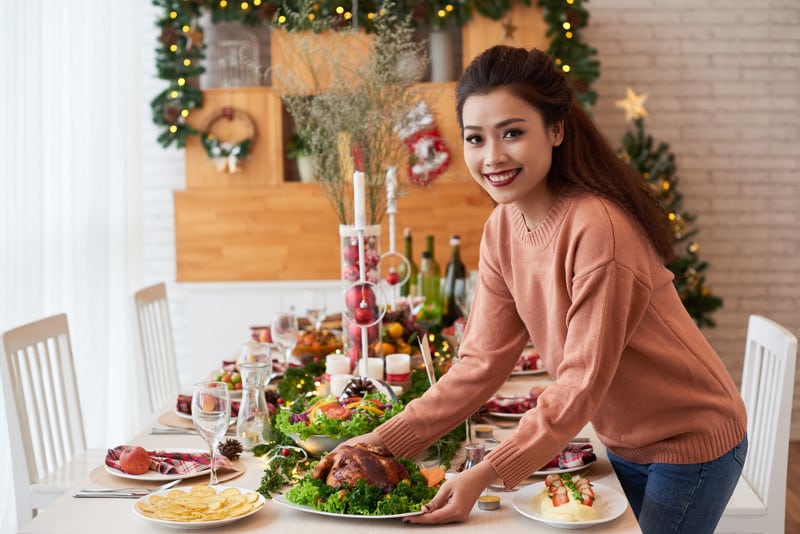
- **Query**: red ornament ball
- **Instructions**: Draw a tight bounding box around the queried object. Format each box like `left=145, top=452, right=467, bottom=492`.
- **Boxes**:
left=345, top=284, right=376, bottom=311
left=354, top=306, right=373, bottom=324
left=385, top=270, right=400, bottom=285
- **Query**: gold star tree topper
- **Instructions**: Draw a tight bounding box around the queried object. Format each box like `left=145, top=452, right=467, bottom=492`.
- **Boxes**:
left=615, top=87, right=648, bottom=122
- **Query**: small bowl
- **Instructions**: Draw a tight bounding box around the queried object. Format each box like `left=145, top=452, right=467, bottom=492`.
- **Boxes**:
left=292, top=434, right=347, bottom=457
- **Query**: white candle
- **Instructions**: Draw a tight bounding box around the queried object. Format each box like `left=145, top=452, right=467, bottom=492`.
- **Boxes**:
left=385, top=353, right=411, bottom=383
left=358, top=357, right=384, bottom=380
left=329, top=374, right=354, bottom=398
left=353, top=170, right=366, bottom=228
left=326, top=354, right=351, bottom=376
left=386, top=166, right=397, bottom=213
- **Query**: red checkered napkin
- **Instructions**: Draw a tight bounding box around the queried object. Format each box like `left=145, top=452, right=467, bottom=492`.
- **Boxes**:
left=105, top=446, right=234, bottom=475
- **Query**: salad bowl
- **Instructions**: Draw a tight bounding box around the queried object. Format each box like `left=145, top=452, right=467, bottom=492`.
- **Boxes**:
left=292, top=434, right=347, bottom=457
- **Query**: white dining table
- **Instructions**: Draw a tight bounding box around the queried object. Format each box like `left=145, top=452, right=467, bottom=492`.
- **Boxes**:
left=20, top=375, right=642, bottom=533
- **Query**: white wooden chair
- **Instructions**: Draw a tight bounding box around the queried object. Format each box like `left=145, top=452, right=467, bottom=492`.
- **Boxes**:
left=716, top=314, right=797, bottom=533
left=1, top=313, right=104, bottom=526
left=134, top=282, right=180, bottom=414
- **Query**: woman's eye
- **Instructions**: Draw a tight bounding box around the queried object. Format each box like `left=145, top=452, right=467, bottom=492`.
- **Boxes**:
left=503, top=128, right=522, bottom=139
left=465, top=134, right=483, bottom=145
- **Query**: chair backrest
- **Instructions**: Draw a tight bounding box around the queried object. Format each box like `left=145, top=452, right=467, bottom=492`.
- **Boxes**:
left=134, top=283, right=180, bottom=414
left=739, top=315, right=797, bottom=518
left=1, top=313, right=87, bottom=524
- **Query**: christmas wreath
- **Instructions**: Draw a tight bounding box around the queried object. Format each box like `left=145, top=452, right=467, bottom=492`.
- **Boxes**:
left=199, top=106, right=255, bottom=173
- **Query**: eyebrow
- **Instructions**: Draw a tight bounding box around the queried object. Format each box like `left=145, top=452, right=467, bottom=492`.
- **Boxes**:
left=463, top=117, right=526, bottom=131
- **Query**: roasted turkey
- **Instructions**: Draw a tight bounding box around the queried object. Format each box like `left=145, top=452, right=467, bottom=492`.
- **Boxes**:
left=310, top=443, right=409, bottom=492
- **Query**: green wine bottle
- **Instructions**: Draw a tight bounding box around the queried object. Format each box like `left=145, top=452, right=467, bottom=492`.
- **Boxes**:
left=441, top=235, right=467, bottom=328
left=398, top=228, right=418, bottom=297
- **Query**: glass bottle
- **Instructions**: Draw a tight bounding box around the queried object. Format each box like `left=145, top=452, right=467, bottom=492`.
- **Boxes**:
left=461, top=442, right=486, bottom=472
left=418, top=250, right=442, bottom=329
left=398, top=228, right=418, bottom=297
left=425, top=234, right=441, bottom=280
left=235, top=362, right=271, bottom=450
left=441, top=234, right=467, bottom=328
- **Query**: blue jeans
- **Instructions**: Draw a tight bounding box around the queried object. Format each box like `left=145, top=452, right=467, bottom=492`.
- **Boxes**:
left=607, top=435, right=747, bottom=534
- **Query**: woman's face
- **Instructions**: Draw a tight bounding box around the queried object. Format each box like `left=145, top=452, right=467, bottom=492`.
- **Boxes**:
left=462, top=87, right=563, bottom=226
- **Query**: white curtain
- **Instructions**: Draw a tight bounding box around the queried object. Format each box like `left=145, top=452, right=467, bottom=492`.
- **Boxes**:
left=0, top=2, right=145, bottom=531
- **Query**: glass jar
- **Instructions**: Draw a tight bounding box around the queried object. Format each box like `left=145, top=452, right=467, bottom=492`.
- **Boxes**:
left=235, top=362, right=271, bottom=450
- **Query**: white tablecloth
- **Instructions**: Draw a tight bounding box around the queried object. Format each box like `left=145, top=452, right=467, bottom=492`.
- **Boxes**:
left=20, top=376, right=642, bottom=533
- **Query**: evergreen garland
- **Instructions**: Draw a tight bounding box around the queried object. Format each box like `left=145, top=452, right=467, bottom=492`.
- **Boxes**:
left=537, top=0, right=600, bottom=110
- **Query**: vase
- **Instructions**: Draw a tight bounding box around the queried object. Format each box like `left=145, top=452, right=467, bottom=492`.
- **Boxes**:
left=296, top=155, right=315, bottom=183
left=339, top=224, right=384, bottom=370
left=429, top=29, right=454, bottom=82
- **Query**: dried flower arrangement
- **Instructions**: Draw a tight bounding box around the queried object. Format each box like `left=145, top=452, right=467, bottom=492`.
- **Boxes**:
left=273, top=1, right=428, bottom=225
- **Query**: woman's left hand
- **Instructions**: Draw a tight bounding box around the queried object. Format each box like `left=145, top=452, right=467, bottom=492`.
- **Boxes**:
left=404, top=460, right=500, bottom=524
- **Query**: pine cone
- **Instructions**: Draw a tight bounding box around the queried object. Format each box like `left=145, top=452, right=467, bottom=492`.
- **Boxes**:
left=218, top=438, right=243, bottom=461
left=341, top=376, right=377, bottom=399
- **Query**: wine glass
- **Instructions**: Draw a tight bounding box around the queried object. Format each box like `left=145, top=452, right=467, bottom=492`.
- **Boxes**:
left=271, top=311, right=299, bottom=366
left=303, top=289, right=327, bottom=330
left=192, top=381, right=231, bottom=485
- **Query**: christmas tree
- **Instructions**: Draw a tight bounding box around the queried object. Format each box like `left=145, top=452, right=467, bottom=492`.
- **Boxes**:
left=616, top=88, right=723, bottom=328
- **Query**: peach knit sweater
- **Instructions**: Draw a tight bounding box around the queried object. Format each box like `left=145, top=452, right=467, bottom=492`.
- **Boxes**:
left=377, top=193, right=746, bottom=489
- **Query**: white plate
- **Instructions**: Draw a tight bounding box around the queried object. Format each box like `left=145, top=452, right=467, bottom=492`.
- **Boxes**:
left=272, top=494, right=423, bottom=519
left=105, top=448, right=211, bottom=481
left=489, top=411, right=526, bottom=419
left=512, top=482, right=627, bottom=530
left=533, top=457, right=597, bottom=476
left=132, top=485, right=265, bottom=529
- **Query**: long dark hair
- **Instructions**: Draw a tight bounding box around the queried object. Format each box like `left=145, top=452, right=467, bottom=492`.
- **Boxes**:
left=456, top=45, right=674, bottom=261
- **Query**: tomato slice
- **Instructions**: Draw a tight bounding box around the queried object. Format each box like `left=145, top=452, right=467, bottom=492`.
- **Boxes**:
left=318, top=402, right=351, bottom=419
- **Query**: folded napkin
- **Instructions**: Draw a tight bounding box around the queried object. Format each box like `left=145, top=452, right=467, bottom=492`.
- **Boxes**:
left=105, top=446, right=234, bottom=475
left=541, top=443, right=596, bottom=470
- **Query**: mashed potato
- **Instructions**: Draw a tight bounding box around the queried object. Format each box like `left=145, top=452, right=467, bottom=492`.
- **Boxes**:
left=537, top=487, right=597, bottom=522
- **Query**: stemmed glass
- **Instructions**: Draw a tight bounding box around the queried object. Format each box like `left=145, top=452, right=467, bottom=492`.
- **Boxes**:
left=271, top=311, right=299, bottom=367
left=192, top=381, right=231, bottom=486
left=303, top=289, right=327, bottom=330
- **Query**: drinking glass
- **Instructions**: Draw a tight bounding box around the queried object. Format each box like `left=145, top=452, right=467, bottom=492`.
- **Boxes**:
left=303, top=289, right=327, bottom=330
left=192, top=381, right=231, bottom=485
left=271, top=311, right=299, bottom=366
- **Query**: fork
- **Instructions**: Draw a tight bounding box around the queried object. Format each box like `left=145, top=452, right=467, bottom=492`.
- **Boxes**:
left=74, top=478, right=181, bottom=498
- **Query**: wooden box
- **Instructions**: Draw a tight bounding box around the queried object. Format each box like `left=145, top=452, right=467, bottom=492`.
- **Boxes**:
left=185, top=87, right=288, bottom=188
left=270, top=29, right=374, bottom=95
left=462, top=2, right=550, bottom=66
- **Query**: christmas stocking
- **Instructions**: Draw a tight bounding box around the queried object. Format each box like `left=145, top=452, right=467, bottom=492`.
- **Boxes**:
left=395, top=101, right=451, bottom=186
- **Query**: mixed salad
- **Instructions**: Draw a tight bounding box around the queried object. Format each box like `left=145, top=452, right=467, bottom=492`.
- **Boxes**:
left=275, top=392, right=403, bottom=440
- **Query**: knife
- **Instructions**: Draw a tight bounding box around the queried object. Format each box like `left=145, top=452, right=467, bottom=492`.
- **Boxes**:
left=73, top=491, right=149, bottom=499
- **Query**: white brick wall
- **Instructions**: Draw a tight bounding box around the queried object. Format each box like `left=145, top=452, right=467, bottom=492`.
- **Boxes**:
left=585, top=0, right=800, bottom=438
left=140, top=2, right=800, bottom=437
